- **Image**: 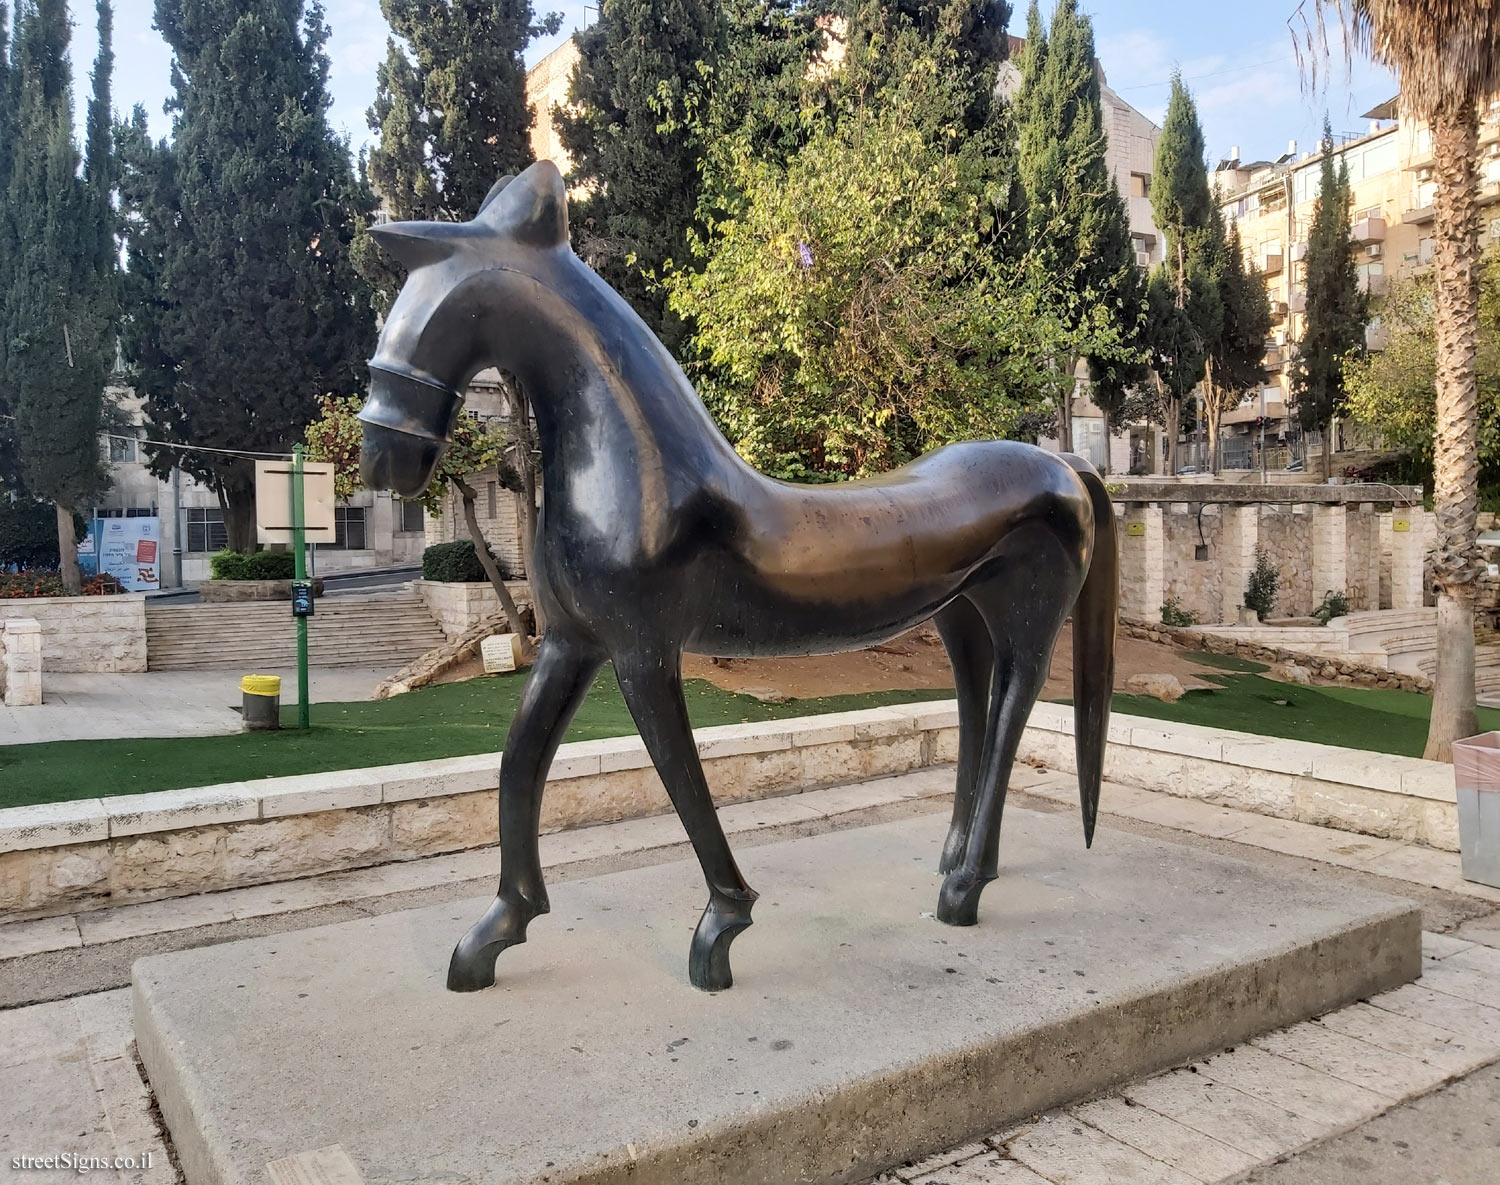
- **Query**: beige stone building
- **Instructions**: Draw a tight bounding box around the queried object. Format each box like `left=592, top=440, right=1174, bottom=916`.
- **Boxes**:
left=526, top=38, right=581, bottom=176
left=1213, top=96, right=1500, bottom=472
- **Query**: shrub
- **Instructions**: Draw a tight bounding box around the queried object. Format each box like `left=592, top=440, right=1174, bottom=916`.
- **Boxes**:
left=0, top=570, right=121, bottom=598
left=1160, top=597, right=1198, bottom=627
left=1312, top=589, right=1350, bottom=625
left=423, top=540, right=489, bottom=583
left=209, top=550, right=296, bottom=581
left=1244, top=546, right=1280, bottom=622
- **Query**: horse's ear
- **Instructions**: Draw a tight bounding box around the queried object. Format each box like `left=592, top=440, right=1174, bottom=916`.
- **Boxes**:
left=479, top=160, right=568, bottom=247
left=368, top=222, right=457, bottom=270
left=477, top=176, right=516, bottom=215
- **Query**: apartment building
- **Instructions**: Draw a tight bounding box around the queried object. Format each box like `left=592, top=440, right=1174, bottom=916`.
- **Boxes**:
left=1213, top=97, right=1500, bottom=472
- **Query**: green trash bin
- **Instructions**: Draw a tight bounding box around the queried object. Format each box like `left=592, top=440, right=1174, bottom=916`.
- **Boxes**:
left=241, top=674, right=282, bottom=732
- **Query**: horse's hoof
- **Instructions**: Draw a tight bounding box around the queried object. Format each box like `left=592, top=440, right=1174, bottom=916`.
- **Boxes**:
left=936, top=870, right=992, bottom=927
left=445, top=895, right=538, bottom=992
left=689, top=890, right=757, bottom=992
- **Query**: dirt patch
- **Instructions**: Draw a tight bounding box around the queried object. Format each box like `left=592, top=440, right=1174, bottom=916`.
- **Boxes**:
left=433, top=622, right=1230, bottom=702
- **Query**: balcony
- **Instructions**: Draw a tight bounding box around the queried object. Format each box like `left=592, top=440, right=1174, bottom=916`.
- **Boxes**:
left=1366, top=323, right=1389, bottom=351
left=1261, top=251, right=1284, bottom=275
left=1350, top=216, right=1387, bottom=244
left=1360, top=272, right=1389, bottom=297
left=1290, top=240, right=1309, bottom=263
left=1289, top=291, right=1307, bottom=314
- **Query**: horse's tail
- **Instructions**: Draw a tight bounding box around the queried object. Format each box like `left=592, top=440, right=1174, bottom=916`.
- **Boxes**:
left=1061, top=455, right=1118, bottom=848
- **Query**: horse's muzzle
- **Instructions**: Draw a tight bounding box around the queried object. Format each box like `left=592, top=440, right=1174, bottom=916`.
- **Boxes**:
left=358, top=366, right=464, bottom=498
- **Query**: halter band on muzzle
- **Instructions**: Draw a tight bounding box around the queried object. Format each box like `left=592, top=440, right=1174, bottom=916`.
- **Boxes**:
left=358, top=365, right=465, bottom=497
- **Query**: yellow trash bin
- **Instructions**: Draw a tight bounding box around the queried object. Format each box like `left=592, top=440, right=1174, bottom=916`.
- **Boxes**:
left=241, top=674, right=282, bottom=732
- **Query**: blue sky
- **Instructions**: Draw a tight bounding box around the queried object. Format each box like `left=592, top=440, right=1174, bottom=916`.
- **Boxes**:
left=73, top=0, right=1398, bottom=166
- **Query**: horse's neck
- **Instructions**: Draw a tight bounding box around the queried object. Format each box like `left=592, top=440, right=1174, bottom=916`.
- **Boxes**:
left=515, top=267, right=751, bottom=491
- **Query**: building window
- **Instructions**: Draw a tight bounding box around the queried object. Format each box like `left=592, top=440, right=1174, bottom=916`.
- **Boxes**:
left=333, top=506, right=367, bottom=550
left=186, top=507, right=227, bottom=552
left=97, top=506, right=156, bottom=519
left=398, top=501, right=426, bottom=533
left=1129, top=172, right=1150, bottom=198
left=107, top=433, right=137, bottom=463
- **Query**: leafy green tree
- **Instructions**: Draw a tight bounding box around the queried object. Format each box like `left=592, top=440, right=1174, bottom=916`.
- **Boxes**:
left=305, top=395, right=533, bottom=650
left=1203, top=214, right=1271, bottom=472
left=557, top=0, right=725, bottom=348
left=1012, top=0, right=1142, bottom=452
left=668, top=45, right=1063, bottom=479
left=1346, top=251, right=1500, bottom=466
left=1, top=0, right=116, bottom=593
left=1291, top=119, right=1367, bottom=479
left=357, top=0, right=562, bottom=316
left=117, top=0, right=375, bottom=554
left=1144, top=74, right=1221, bottom=474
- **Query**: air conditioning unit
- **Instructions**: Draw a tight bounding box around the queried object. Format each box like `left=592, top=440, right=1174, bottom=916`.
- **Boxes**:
left=1135, top=250, right=1151, bottom=268
left=1366, top=244, right=1383, bottom=258
left=1416, top=165, right=1435, bottom=182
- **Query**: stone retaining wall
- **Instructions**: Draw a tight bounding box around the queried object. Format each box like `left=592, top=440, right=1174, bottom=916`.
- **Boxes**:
left=0, top=704, right=956, bottom=919
left=1120, top=617, right=1433, bottom=692
left=0, top=700, right=1460, bottom=922
left=1, top=618, right=42, bottom=706
left=0, top=594, right=146, bottom=673
left=415, top=579, right=532, bottom=639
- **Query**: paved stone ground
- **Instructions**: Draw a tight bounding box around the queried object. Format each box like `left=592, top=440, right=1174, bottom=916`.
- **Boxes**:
left=0, top=667, right=391, bottom=745
left=3, top=766, right=1500, bottom=1184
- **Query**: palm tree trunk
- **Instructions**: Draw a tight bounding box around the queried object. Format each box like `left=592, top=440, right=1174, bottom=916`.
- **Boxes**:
left=1423, top=108, right=1483, bottom=762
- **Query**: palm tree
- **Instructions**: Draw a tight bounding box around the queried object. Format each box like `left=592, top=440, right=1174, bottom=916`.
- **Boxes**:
left=1296, top=1, right=1500, bottom=761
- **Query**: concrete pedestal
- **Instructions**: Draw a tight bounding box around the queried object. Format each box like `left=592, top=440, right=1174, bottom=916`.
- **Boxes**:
left=133, top=810, right=1420, bottom=1185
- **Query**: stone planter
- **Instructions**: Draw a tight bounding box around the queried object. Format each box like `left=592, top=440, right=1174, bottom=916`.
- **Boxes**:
left=1237, top=606, right=1260, bottom=626
left=199, top=578, right=325, bottom=603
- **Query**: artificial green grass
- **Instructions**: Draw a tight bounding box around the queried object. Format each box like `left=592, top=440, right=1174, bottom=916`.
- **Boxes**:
left=0, top=667, right=950, bottom=808
left=1112, top=651, right=1500, bottom=758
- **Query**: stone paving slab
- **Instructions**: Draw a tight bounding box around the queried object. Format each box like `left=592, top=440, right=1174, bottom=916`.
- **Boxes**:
left=133, top=808, right=1418, bottom=1185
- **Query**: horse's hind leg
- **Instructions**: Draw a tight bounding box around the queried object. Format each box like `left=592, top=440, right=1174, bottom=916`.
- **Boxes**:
left=448, top=629, right=603, bottom=991
left=937, top=542, right=1085, bottom=927
left=613, top=649, right=757, bottom=992
left=933, top=597, right=994, bottom=874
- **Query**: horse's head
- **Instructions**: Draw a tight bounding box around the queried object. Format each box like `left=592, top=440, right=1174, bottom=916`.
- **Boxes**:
left=358, top=161, right=570, bottom=497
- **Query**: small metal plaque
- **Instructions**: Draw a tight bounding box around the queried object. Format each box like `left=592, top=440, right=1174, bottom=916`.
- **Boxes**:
left=1393, top=519, right=1411, bottom=533
left=291, top=580, right=316, bottom=618
left=1126, top=522, right=1146, bottom=537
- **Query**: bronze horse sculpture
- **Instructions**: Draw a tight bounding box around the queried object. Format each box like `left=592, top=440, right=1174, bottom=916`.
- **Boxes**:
left=358, top=161, right=1119, bottom=994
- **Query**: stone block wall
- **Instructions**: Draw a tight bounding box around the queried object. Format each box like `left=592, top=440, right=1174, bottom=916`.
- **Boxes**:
left=0, top=594, right=146, bottom=673
left=1137, top=503, right=1435, bottom=626
left=415, top=579, right=533, bottom=639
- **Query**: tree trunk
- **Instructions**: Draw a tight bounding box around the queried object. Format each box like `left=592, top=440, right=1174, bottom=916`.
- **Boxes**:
left=1203, top=364, right=1222, bottom=475
left=454, top=477, right=535, bottom=661
left=1320, top=420, right=1334, bottom=481
left=1423, top=108, right=1482, bottom=763
left=509, top=384, right=545, bottom=636
left=55, top=504, right=81, bottom=595
left=221, top=481, right=258, bottom=554
left=1164, top=394, right=1180, bottom=475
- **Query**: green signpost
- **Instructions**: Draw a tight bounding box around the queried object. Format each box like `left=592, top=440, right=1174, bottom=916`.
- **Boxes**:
left=290, top=444, right=312, bottom=729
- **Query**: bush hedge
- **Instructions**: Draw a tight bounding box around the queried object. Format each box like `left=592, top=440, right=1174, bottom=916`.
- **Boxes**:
left=0, top=571, right=122, bottom=598
left=422, top=540, right=490, bottom=582
left=209, top=550, right=297, bottom=581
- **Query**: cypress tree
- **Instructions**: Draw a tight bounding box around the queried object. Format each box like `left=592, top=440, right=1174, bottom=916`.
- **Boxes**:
left=357, top=0, right=561, bottom=317
left=557, top=0, right=726, bottom=348
left=1144, top=74, right=1221, bottom=474
left=1, top=0, right=115, bottom=593
left=1292, top=119, right=1367, bottom=480
left=118, top=0, right=375, bottom=552
left=0, top=1, right=17, bottom=490
left=1013, top=0, right=1140, bottom=452
left=1203, top=214, right=1271, bottom=472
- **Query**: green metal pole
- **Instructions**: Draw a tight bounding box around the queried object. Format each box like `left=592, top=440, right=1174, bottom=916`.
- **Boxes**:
left=292, top=444, right=310, bottom=729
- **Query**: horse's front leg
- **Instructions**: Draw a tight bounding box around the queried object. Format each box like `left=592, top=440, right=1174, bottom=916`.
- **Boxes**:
left=448, top=628, right=603, bottom=992
left=613, top=648, right=757, bottom=991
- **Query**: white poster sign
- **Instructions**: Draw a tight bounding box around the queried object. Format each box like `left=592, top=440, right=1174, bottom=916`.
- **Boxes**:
left=97, top=517, right=161, bottom=591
